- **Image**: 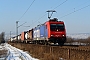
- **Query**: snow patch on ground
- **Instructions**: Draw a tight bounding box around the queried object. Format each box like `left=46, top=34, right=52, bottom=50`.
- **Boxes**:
left=0, top=43, right=39, bottom=60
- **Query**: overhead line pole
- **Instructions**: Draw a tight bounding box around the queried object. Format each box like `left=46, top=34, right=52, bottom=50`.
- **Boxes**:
left=16, top=21, right=27, bottom=42
left=10, top=31, right=11, bottom=42
left=16, top=21, right=19, bottom=41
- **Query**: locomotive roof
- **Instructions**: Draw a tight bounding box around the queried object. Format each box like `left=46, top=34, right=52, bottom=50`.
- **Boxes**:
left=33, top=18, right=64, bottom=29
left=46, top=18, right=64, bottom=22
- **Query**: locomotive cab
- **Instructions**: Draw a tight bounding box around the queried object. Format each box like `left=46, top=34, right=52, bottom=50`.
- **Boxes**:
left=45, top=18, right=66, bottom=45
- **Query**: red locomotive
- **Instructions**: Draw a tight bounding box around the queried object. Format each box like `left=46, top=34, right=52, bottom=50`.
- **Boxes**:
left=45, top=18, right=66, bottom=45
left=32, top=18, right=66, bottom=45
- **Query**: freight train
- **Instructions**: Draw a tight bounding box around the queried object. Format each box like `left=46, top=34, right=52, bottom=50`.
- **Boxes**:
left=10, top=18, right=66, bottom=45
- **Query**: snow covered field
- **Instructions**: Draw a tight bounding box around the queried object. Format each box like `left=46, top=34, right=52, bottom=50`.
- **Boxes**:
left=0, top=43, right=39, bottom=60
left=67, top=33, right=90, bottom=39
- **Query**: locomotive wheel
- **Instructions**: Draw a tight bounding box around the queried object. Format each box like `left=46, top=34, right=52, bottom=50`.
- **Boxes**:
left=58, top=42, right=64, bottom=46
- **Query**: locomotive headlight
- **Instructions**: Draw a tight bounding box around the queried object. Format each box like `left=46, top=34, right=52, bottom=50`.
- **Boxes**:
left=62, top=35, right=65, bottom=37
left=51, top=35, right=53, bottom=36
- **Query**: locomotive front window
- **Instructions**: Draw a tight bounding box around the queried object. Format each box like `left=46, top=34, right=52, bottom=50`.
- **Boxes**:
left=50, top=24, right=65, bottom=31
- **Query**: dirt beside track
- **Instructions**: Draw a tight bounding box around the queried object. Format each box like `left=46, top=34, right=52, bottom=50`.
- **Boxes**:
left=8, top=43, right=90, bottom=60
left=0, top=50, right=8, bottom=57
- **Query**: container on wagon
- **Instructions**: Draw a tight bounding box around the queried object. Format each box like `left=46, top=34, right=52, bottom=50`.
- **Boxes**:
left=33, top=26, right=40, bottom=40
left=27, top=29, right=33, bottom=41
left=21, top=31, right=28, bottom=41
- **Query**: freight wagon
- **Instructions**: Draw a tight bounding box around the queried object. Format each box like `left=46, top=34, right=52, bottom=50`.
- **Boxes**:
left=20, top=29, right=33, bottom=43
left=21, top=31, right=28, bottom=43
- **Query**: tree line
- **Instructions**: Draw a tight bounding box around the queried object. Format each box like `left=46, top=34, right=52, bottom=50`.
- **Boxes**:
left=0, top=32, right=5, bottom=44
left=66, top=36, right=90, bottom=45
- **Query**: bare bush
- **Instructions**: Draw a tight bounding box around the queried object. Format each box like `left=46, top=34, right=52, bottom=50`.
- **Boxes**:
left=66, top=36, right=74, bottom=43
left=86, top=36, right=90, bottom=43
left=0, top=32, right=5, bottom=44
left=0, top=50, right=8, bottom=57
left=66, top=36, right=90, bottom=45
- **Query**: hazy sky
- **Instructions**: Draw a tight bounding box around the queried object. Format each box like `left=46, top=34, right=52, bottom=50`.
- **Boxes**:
left=0, top=0, right=90, bottom=36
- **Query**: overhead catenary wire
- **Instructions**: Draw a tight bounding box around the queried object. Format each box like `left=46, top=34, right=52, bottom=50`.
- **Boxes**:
left=32, top=0, right=68, bottom=26
left=18, top=0, right=36, bottom=20
left=59, top=4, right=90, bottom=19
left=26, top=0, right=90, bottom=29
left=39, top=0, right=68, bottom=20
left=56, top=0, right=90, bottom=19
left=53, top=0, right=68, bottom=9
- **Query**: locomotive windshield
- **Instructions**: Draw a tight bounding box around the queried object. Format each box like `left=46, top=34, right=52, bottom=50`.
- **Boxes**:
left=50, top=24, right=65, bottom=31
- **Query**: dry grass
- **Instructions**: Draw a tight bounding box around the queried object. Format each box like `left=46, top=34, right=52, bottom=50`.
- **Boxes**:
left=42, top=53, right=59, bottom=60
left=66, top=36, right=90, bottom=45
left=9, top=37, right=90, bottom=60
left=0, top=50, right=8, bottom=57
left=9, top=43, right=90, bottom=60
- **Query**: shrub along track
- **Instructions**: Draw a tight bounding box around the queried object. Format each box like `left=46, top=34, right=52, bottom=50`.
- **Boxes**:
left=8, top=42, right=90, bottom=60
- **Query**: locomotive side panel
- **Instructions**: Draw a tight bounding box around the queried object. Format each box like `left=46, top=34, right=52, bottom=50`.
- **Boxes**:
left=45, top=22, right=50, bottom=39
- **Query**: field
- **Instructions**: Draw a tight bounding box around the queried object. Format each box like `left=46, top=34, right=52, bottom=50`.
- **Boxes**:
left=8, top=42, right=90, bottom=60
left=0, top=44, right=8, bottom=59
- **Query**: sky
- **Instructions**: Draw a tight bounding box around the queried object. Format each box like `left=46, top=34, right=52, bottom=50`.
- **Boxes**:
left=0, top=0, right=90, bottom=37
